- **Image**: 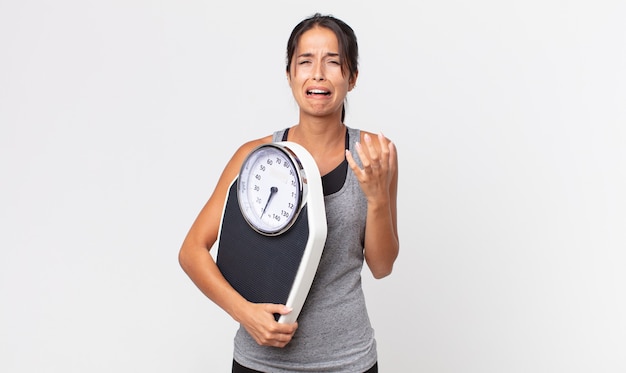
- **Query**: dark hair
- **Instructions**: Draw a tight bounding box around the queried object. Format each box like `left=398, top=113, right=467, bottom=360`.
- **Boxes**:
left=286, top=13, right=359, bottom=122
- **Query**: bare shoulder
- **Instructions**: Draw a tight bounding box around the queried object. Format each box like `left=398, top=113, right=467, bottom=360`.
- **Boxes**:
left=223, top=134, right=274, bottom=178
left=234, top=134, right=273, bottom=158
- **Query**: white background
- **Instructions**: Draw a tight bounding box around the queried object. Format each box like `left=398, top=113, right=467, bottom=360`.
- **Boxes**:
left=1, top=0, right=625, bottom=372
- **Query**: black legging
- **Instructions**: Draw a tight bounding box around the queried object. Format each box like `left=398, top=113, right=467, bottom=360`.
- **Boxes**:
left=233, top=360, right=378, bottom=373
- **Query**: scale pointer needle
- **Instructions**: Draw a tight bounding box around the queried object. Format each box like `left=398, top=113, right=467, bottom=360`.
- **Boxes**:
left=260, top=186, right=278, bottom=218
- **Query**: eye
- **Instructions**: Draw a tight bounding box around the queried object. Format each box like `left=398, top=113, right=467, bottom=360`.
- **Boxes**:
left=298, top=60, right=311, bottom=65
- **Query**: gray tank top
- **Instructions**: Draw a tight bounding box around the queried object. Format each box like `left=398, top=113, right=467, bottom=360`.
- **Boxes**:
left=232, top=126, right=377, bottom=372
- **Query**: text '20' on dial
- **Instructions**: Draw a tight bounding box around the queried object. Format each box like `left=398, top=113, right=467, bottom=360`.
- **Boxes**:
left=237, top=144, right=304, bottom=235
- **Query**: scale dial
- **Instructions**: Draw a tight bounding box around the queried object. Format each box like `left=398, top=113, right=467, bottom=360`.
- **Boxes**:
left=237, top=143, right=305, bottom=236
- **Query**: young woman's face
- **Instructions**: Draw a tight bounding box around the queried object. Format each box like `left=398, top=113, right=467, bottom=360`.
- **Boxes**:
left=287, top=26, right=356, bottom=121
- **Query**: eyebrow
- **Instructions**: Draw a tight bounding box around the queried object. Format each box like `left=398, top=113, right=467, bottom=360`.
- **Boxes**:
left=296, top=52, right=340, bottom=59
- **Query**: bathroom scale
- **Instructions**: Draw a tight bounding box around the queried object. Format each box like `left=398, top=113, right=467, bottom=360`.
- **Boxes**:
left=216, top=141, right=327, bottom=323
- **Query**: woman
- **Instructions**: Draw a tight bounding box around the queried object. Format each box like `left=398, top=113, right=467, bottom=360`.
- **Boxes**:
left=179, top=13, right=399, bottom=373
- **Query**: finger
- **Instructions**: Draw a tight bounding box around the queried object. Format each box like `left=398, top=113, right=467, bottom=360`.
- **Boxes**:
left=262, top=303, right=292, bottom=316
left=271, top=304, right=293, bottom=315
left=364, top=133, right=381, bottom=166
left=346, top=149, right=368, bottom=182
left=271, top=328, right=297, bottom=348
left=377, top=132, right=391, bottom=166
left=346, top=142, right=369, bottom=178
left=345, top=149, right=359, bottom=172
left=263, top=304, right=291, bottom=323
left=275, top=321, right=298, bottom=335
left=387, top=141, right=397, bottom=170
left=264, top=304, right=297, bottom=331
left=260, top=328, right=294, bottom=348
left=354, top=141, right=373, bottom=173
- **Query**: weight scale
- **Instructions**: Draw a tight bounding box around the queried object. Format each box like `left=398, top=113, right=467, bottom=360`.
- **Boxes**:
left=216, top=141, right=327, bottom=323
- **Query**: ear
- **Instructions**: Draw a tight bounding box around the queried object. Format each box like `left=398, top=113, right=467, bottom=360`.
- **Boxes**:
left=348, top=71, right=359, bottom=91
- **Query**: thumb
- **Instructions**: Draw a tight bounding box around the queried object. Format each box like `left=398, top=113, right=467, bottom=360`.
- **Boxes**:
left=265, top=304, right=293, bottom=315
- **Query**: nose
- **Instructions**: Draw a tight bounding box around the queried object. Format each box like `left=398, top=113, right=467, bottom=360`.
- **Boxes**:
left=312, top=63, right=325, bottom=81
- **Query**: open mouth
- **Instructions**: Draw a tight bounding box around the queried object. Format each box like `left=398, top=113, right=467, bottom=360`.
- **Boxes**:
left=306, top=89, right=331, bottom=96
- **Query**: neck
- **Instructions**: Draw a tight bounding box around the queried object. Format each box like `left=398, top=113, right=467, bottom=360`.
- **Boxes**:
left=288, top=121, right=347, bottom=176
left=291, top=121, right=345, bottom=153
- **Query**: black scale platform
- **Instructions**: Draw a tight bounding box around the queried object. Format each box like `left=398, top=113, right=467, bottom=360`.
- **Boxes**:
left=216, top=181, right=310, bottom=309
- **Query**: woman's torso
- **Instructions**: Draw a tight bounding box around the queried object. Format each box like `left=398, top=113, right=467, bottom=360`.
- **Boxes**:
left=232, top=126, right=377, bottom=373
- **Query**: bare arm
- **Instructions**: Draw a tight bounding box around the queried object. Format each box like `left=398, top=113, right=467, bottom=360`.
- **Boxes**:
left=346, top=132, right=399, bottom=279
left=178, top=137, right=298, bottom=347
